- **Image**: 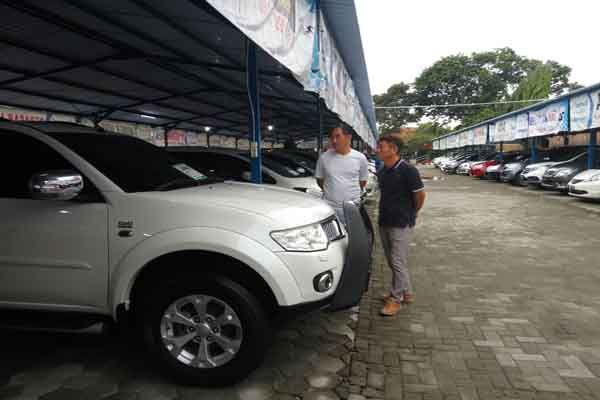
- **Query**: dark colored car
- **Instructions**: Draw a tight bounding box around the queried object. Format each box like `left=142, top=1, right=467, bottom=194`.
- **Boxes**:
left=541, top=151, right=598, bottom=192
left=499, top=155, right=530, bottom=184
left=485, top=153, right=526, bottom=181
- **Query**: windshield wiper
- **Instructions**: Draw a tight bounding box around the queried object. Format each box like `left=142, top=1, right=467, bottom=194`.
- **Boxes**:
left=154, top=178, right=199, bottom=191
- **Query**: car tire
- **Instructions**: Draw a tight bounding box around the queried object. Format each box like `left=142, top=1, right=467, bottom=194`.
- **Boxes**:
left=138, top=275, right=271, bottom=386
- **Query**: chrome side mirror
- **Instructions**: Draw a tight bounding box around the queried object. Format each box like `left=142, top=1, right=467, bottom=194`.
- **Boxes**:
left=29, top=170, right=83, bottom=201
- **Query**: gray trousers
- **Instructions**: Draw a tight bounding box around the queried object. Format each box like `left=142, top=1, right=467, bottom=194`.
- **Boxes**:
left=379, top=225, right=413, bottom=301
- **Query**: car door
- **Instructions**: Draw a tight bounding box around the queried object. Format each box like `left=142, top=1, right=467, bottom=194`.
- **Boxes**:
left=0, top=130, right=109, bottom=311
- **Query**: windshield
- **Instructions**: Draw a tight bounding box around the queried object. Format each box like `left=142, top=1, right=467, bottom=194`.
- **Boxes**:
left=261, top=154, right=313, bottom=178
left=265, top=152, right=317, bottom=172
left=48, top=132, right=214, bottom=192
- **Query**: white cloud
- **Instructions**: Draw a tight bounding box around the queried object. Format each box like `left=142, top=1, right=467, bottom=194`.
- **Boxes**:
left=356, top=0, right=599, bottom=95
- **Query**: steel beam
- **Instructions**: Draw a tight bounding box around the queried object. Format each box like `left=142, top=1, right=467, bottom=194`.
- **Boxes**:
left=589, top=129, right=598, bottom=170
left=247, top=40, right=262, bottom=184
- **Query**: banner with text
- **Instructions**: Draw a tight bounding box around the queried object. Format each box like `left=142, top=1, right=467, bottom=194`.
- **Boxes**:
left=207, top=0, right=376, bottom=147
left=473, top=126, right=487, bottom=145
left=570, top=88, right=600, bottom=132
left=528, top=100, right=569, bottom=138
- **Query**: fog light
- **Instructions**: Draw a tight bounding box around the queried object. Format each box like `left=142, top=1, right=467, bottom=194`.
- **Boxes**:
left=313, top=271, right=334, bottom=293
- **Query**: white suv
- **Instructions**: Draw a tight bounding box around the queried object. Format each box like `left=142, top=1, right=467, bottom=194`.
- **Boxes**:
left=0, top=121, right=372, bottom=385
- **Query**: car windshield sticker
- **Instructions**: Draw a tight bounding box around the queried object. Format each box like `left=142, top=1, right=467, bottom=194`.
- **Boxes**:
left=173, top=163, right=208, bottom=181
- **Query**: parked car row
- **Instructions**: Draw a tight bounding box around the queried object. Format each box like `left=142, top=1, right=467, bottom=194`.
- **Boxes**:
left=0, top=120, right=374, bottom=385
left=434, top=147, right=600, bottom=201
left=169, top=148, right=379, bottom=203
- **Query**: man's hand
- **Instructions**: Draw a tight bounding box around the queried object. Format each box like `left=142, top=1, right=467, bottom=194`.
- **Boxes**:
left=414, top=190, right=426, bottom=213
left=316, top=178, right=324, bottom=190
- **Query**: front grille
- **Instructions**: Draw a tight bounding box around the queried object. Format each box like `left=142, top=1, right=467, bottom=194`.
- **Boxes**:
left=322, top=218, right=344, bottom=242
left=527, top=176, right=541, bottom=182
left=542, top=178, right=555, bottom=185
left=570, top=188, right=588, bottom=195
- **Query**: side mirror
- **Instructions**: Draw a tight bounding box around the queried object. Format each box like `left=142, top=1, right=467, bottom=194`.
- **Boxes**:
left=29, top=170, right=83, bottom=201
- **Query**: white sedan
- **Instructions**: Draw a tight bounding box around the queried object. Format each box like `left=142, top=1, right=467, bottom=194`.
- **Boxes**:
left=568, top=169, right=600, bottom=200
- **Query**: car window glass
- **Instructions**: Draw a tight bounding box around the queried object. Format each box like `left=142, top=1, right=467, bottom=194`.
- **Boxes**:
left=47, top=133, right=205, bottom=192
left=175, top=152, right=251, bottom=182
left=0, top=130, right=102, bottom=201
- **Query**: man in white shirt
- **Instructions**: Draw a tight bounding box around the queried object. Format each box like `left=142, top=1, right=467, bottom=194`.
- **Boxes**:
left=315, top=124, right=369, bottom=224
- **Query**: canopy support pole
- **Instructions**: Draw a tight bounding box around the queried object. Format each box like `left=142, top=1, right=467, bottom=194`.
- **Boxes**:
left=246, top=39, right=262, bottom=184
left=530, top=138, right=537, bottom=163
left=589, top=129, right=598, bottom=170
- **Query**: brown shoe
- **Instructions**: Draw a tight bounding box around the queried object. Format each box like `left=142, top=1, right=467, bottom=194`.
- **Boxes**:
left=380, top=299, right=402, bottom=316
left=402, top=293, right=415, bottom=304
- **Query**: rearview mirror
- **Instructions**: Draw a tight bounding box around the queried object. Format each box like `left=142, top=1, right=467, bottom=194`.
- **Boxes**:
left=29, top=170, right=83, bottom=201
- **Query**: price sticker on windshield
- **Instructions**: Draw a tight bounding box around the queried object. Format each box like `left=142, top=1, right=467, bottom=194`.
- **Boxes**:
left=173, top=163, right=207, bottom=181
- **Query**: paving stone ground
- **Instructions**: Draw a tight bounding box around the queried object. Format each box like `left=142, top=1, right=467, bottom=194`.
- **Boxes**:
left=344, top=168, right=600, bottom=400
left=3, top=168, right=600, bottom=400
left=0, top=303, right=356, bottom=399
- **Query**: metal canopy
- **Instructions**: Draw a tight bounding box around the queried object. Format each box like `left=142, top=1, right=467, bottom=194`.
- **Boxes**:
left=0, top=0, right=348, bottom=142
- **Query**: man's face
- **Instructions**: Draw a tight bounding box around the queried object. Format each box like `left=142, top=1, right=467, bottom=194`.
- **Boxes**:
left=376, top=140, right=396, bottom=159
left=330, top=128, right=350, bottom=152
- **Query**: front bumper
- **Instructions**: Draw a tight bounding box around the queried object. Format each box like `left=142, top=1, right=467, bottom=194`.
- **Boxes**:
left=541, top=175, right=572, bottom=191
left=500, top=170, right=519, bottom=182
left=277, top=201, right=373, bottom=313
left=327, top=202, right=374, bottom=311
left=486, top=171, right=500, bottom=181
left=568, top=182, right=600, bottom=199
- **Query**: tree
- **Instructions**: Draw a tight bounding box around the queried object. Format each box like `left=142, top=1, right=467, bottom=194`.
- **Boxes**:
left=373, top=82, right=417, bottom=134
left=402, top=122, right=450, bottom=153
left=459, top=64, right=553, bottom=128
left=410, top=48, right=580, bottom=125
left=412, top=53, right=506, bottom=124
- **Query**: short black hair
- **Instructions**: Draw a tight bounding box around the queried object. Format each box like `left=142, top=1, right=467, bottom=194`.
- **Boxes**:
left=332, top=123, right=353, bottom=136
left=378, top=134, right=404, bottom=154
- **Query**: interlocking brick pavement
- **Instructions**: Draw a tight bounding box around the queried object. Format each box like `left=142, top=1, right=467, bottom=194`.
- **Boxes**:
left=346, top=170, right=600, bottom=400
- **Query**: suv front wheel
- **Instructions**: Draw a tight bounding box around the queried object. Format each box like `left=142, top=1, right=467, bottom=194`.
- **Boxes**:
left=139, top=276, right=271, bottom=385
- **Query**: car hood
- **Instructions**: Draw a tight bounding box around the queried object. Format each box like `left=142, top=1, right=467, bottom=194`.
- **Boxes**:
left=572, top=169, right=600, bottom=180
left=504, top=162, right=524, bottom=170
left=526, top=161, right=555, bottom=169
left=136, top=181, right=334, bottom=226
left=276, top=175, right=322, bottom=192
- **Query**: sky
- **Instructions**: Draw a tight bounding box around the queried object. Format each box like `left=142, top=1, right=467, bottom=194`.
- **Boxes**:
left=355, top=0, right=599, bottom=96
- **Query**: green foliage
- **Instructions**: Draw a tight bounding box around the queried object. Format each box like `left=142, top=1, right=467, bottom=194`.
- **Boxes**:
left=373, top=47, right=581, bottom=130
left=373, top=82, right=417, bottom=134
left=403, top=122, right=450, bottom=153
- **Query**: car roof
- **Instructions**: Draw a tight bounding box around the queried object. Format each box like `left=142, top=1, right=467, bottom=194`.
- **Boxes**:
left=168, top=146, right=248, bottom=157
left=15, top=121, right=114, bottom=135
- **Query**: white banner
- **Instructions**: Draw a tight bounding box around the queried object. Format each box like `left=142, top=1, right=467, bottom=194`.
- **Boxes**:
left=447, top=134, right=458, bottom=149
left=570, top=89, right=600, bottom=131
left=473, top=126, right=487, bottom=145
left=494, top=119, right=507, bottom=143
left=528, top=100, right=569, bottom=138
left=206, top=0, right=376, bottom=147
left=515, top=113, right=529, bottom=139
left=466, top=129, right=474, bottom=146
left=458, top=131, right=466, bottom=147
left=488, top=124, right=496, bottom=143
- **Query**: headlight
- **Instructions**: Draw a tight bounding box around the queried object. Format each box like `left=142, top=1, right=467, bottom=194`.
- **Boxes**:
left=271, top=223, right=329, bottom=252
left=587, top=174, right=600, bottom=182
left=555, top=169, right=573, bottom=177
